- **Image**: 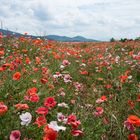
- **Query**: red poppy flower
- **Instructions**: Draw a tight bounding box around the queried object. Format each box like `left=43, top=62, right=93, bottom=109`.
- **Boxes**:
left=25, top=57, right=31, bottom=64
left=29, top=94, right=39, bottom=102
left=94, top=107, right=104, bottom=117
left=100, top=95, right=107, bottom=101
left=27, top=87, right=38, bottom=96
left=13, top=72, right=21, bottom=80
left=42, top=67, right=48, bottom=74
left=22, top=49, right=28, bottom=53
left=136, top=94, right=140, bottom=102
left=0, top=67, right=4, bottom=72
left=105, top=84, right=112, bottom=89
left=15, top=103, right=29, bottom=110
left=71, top=130, right=83, bottom=136
left=43, top=125, right=58, bottom=140
left=120, top=75, right=128, bottom=83
left=36, top=107, right=48, bottom=116
left=80, top=70, right=88, bottom=75
left=34, top=116, right=47, bottom=127
left=71, top=120, right=81, bottom=129
left=0, top=102, right=8, bottom=116
left=128, top=100, right=135, bottom=109
left=127, top=115, right=140, bottom=127
left=36, top=57, right=41, bottom=64
left=44, top=97, right=57, bottom=108
left=40, top=78, right=48, bottom=84
left=67, top=114, right=77, bottom=125
left=128, top=134, right=138, bottom=140
left=0, top=50, right=4, bottom=56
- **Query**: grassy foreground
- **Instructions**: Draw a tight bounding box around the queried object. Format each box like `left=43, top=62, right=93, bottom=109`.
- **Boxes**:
left=0, top=34, right=140, bottom=140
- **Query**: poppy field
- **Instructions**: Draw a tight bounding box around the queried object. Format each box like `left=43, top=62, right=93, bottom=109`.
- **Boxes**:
left=0, top=33, right=140, bottom=140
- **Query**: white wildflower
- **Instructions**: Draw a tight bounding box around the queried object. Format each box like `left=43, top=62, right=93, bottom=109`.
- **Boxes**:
left=48, top=121, right=66, bottom=132
left=19, top=112, right=32, bottom=126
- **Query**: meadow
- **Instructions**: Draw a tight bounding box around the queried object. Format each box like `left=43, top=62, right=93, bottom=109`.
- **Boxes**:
left=0, top=34, right=140, bottom=140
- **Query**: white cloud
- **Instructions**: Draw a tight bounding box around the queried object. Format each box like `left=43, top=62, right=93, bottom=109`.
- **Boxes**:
left=0, top=0, right=140, bottom=40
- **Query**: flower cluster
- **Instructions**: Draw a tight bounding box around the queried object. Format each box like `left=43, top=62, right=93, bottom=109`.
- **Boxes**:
left=0, top=33, right=140, bottom=140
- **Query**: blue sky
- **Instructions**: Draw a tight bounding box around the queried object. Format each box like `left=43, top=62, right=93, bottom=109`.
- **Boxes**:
left=0, top=0, right=140, bottom=40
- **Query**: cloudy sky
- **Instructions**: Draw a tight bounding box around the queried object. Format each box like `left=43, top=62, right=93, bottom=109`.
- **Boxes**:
left=0, top=0, right=140, bottom=40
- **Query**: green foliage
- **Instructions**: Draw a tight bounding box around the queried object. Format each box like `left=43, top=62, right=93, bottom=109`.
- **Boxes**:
left=110, top=37, right=115, bottom=42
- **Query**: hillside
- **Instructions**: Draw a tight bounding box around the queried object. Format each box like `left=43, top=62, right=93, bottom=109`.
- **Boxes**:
left=0, top=35, right=140, bottom=139
left=0, top=29, right=99, bottom=42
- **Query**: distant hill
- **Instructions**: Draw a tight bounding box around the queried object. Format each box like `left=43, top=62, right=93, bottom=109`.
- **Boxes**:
left=0, top=29, right=99, bottom=42
left=0, top=29, right=38, bottom=39
left=46, top=35, right=99, bottom=42
left=0, top=29, right=23, bottom=36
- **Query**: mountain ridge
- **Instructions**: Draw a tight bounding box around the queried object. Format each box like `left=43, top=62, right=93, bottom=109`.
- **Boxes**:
left=0, top=29, right=99, bottom=42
